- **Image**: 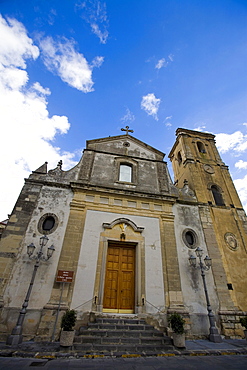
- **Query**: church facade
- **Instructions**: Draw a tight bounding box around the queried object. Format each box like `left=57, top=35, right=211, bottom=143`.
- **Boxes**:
left=0, top=128, right=246, bottom=341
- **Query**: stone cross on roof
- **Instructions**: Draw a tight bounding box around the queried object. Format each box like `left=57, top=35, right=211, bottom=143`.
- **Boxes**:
left=121, top=126, right=134, bottom=135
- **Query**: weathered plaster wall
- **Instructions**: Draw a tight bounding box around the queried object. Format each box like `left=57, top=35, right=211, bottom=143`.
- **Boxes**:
left=3, top=186, right=73, bottom=309
left=71, top=210, right=165, bottom=313
left=90, top=152, right=162, bottom=194
left=173, top=203, right=220, bottom=335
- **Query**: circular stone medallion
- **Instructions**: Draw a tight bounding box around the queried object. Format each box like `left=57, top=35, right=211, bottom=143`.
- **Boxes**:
left=203, top=164, right=215, bottom=174
left=224, top=233, right=238, bottom=251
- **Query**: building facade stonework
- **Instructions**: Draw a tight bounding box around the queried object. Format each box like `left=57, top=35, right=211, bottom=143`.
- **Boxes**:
left=0, top=128, right=246, bottom=341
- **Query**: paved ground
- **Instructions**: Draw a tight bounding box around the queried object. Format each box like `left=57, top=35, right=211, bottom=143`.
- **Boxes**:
left=0, top=338, right=246, bottom=369
left=0, top=338, right=247, bottom=358
left=0, top=354, right=247, bottom=369
left=0, top=339, right=247, bottom=357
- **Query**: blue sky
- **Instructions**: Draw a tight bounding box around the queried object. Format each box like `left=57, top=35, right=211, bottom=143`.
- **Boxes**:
left=0, top=0, right=247, bottom=219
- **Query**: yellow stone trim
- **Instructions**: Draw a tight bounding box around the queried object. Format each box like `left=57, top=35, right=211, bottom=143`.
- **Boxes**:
left=158, top=353, right=175, bottom=357
left=102, top=308, right=134, bottom=313
left=70, top=201, right=86, bottom=211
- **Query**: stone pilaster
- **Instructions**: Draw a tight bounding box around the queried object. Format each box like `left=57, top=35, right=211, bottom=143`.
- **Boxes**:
left=198, top=205, right=236, bottom=311
left=160, top=213, right=184, bottom=310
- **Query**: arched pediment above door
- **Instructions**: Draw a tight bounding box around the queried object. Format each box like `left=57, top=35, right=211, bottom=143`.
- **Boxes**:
left=102, top=218, right=144, bottom=233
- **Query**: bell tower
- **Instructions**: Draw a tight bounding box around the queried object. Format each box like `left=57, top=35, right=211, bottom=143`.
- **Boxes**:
left=169, top=128, right=247, bottom=337
left=168, top=128, right=242, bottom=208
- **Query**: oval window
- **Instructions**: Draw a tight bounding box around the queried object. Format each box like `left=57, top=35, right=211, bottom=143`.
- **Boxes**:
left=185, top=231, right=194, bottom=246
left=182, top=229, right=197, bottom=249
left=38, top=213, right=58, bottom=235
left=42, top=216, right=55, bottom=231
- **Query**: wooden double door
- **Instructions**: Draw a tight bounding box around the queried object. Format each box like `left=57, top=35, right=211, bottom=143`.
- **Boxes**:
left=103, top=243, right=135, bottom=313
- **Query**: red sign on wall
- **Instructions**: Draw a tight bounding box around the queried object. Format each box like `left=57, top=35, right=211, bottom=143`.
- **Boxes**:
left=56, top=270, right=74, bottom=283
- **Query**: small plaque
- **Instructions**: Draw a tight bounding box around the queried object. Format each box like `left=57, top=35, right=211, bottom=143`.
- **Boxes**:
left=56, top=270, right=74, bottom=283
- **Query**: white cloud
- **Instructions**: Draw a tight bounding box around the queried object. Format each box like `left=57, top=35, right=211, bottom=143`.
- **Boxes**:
left=121, top=108, right=135, bottom=123
left=235, top=160, right=247, bottom=170
left=194, top=125, right=207, bottom=132
left=164, top=116, right=172, bottom=127
left=0, top=15, right=77, bottom=220
left=141, top=93, right=161, bottom=121
left=215, top=131, right=247, bottom=153
left=234, top=175, right=247, bottom=212
left=155, top=54, right=174, bottom=69
left=39, top=36, right=103, bottom=93
left=0, top=15, right=39, bottom=68
left=90, top=23, right=108, bottom=44
left=155, top=58, right=167, bottom=69
left=76, top=0, right=109, bottom=44
left=0, top=65, right=28, bottom=90
left=91, top=55, right=104, bottom=68
left=32, top=82, right=51, bottom=95
left=47, top=8, right=57, bottom=26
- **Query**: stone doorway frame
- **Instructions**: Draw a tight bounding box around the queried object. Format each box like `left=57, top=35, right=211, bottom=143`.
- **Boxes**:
left=102, top=241, right=136, bottom=313
left=93, top=218, right=145, bottom=314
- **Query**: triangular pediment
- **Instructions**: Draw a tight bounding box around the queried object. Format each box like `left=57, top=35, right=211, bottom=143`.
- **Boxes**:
left=86, top=134, right=165, bottom=160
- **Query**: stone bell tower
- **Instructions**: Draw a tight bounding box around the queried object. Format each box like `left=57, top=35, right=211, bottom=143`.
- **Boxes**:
left=169, top=128, right=247, bottom=338
left=168, top=128, right=243, bottom=207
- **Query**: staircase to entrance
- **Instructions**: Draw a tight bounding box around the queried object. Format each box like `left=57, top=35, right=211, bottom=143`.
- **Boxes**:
left=73, top=316, right=173, bottom=355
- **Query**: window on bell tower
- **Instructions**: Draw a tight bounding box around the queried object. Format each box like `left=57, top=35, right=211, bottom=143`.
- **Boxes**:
left=197, top=141, right=206, bottom=153
left=177, top=151, right=182, bottom=165
left=211, top=185, right=225, bottom=206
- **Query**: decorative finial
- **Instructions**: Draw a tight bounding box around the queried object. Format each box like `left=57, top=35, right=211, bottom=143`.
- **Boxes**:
left=57, top=160, right=63, bottom=169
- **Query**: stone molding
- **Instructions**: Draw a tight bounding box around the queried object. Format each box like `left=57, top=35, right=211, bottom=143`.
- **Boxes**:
left=102, top=218, right=144, bottom=233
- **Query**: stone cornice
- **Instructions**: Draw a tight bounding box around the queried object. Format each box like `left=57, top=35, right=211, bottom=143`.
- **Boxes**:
left=70, top=182, right=178, bottom=202
left=70, top=201, right=86, bottom=211
left=160, top=213, right=175, bottom=221
left=25, top=178, right=71, bottom=189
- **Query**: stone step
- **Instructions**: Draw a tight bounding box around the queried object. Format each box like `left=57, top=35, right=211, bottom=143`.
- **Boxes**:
left=77, top=329, right=164, bottom=338
left=74, top=335, right=166, bottom=345
left=73, top=315, right=173, bottom=354
left=73, top=342, right=173, bottom=353
left=96, top=318, right=146, bottom=325
left=86, top=323, right=154, bottom=330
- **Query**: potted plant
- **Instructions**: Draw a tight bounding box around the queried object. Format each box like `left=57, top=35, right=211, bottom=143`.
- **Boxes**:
left=168, top=313, right=186, bottom=348
left=240, top=317, right=247, bottom=341
left=60, top=309, right=77, bottom=347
